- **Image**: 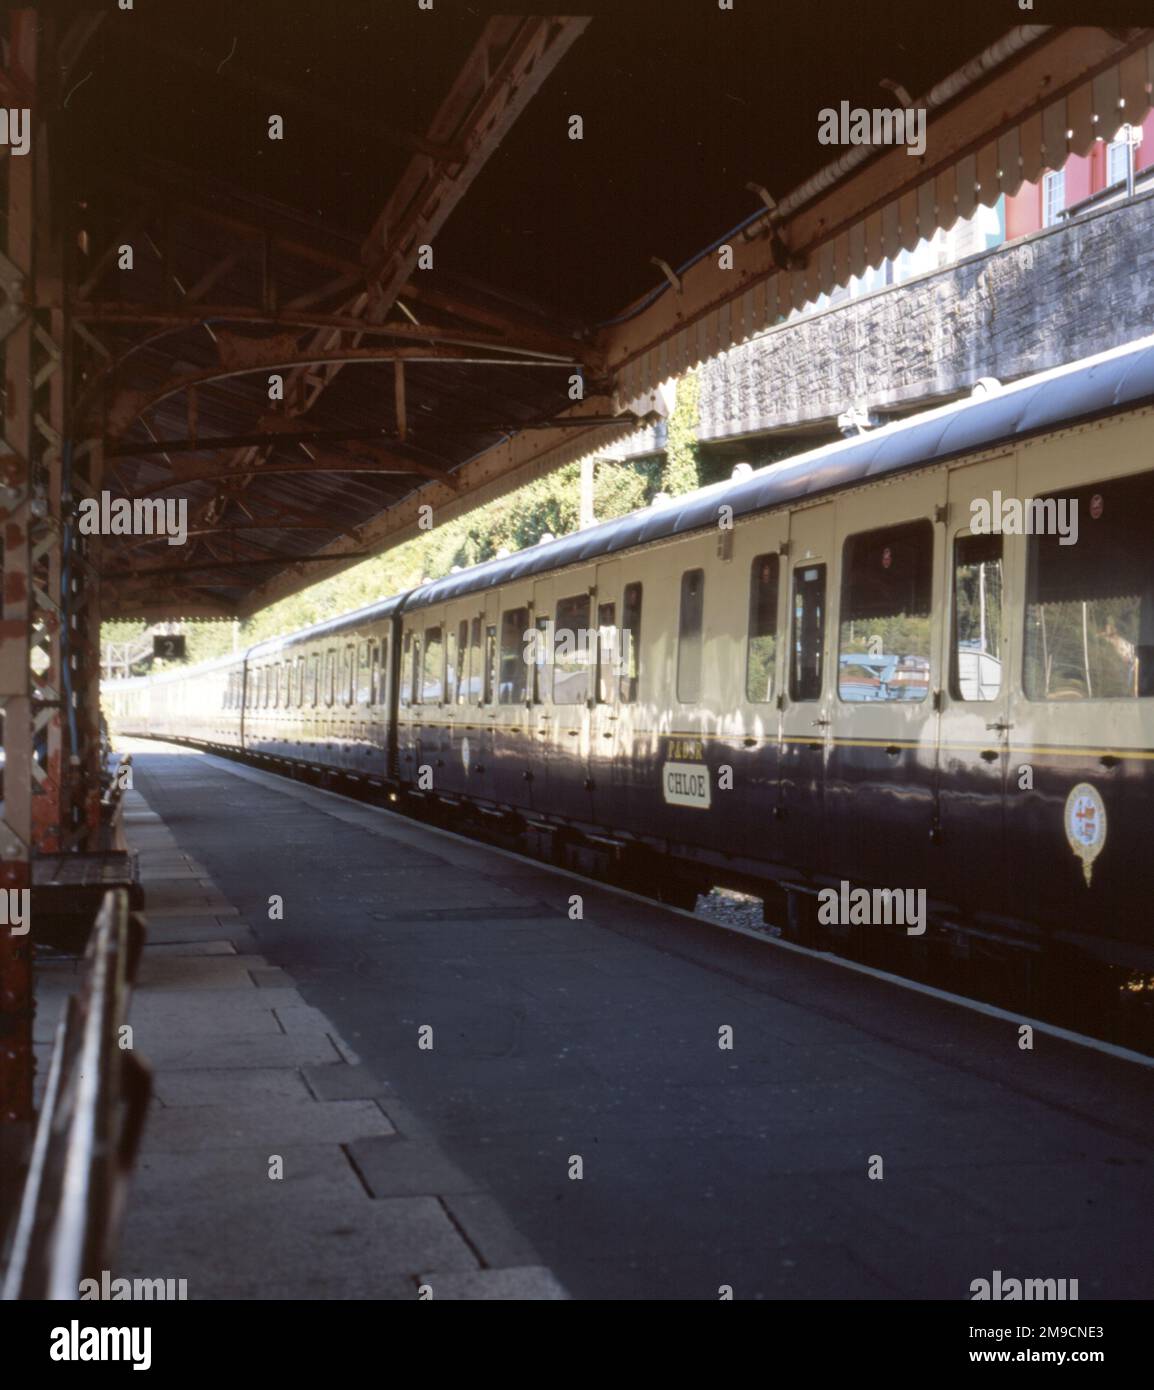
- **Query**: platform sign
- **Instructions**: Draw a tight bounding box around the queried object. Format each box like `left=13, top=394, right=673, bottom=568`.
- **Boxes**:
left=153, top=634, right=186, bottom=661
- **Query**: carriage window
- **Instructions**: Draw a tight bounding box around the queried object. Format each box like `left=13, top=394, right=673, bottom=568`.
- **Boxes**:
left=498, top=608, right=529, bottom=704
left=790, top=564, right=827, bottom=702
left=554, top=593, right=591, bottom=704
left=1024, top=473, right=1154, bottom=700
left=445, top=625, right=458, bottom=705
left=469, top=618, right=484, bottom=703
left=324, top=650, right=336, bottom=706
left=369, top=641, right=381, bottom=705
left=597, top=602, right=617, bottom=704
left=455, top=620, right=469, bottom=705
left=952, top=534, right=1004, bottom=701
left=409, top=632, right=421, bottom=707
left=677, top=570, right=705, bottom=703
left=620, top=582, right=642, bottom=704
left=422, top=626, right=444, bottom=704
left=484, top=624, right=497, bottom=704
left=838, top=521, right=932, bottom=703
left=357, top=641, right=372, bottom=704
left=532, top=615, right=551, bottom=703
left=746, top=555, right=779, bottom=703
left=344, top=645, right=355, bottom=705
left=308, top=653, right=320, bottom=706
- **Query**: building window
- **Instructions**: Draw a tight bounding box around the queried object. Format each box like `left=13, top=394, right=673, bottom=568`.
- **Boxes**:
left=1042, top=169, right=1065, bottom=227
left=1107, top=133, right=1130, bottom=187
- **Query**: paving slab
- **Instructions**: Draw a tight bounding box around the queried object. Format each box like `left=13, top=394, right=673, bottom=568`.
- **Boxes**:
left=303, top=1063, right=393, bottom=1101
left=119, top=1194, right=479, bottom=1297
left=141, top=1097, right=395, bottom=1151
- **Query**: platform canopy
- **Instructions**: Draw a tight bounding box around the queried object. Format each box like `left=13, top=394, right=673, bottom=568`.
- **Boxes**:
left=27, top=3, right=1154, bottom=617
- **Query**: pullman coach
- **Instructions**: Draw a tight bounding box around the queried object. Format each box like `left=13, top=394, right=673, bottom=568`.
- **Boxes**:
left=106, top=337, right=1154, bottom=1023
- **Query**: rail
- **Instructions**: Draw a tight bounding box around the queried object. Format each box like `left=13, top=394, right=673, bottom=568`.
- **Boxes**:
left=1, top=888, right=151, bottom=1300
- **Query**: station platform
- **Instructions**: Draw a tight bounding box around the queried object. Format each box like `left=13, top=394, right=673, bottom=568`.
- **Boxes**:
left=109, top=740, right=1154, bottom=1300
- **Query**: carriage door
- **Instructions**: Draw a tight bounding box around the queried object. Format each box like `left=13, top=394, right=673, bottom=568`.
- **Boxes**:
left=590, top=558, right=622, bottom=827
left=779, top=503, right=835, bottom=876
left=474, top=590, right=501, bottom=804
left=529, top=575, right=557, bottom=816
left=935, top=456, right=1015, bottom=921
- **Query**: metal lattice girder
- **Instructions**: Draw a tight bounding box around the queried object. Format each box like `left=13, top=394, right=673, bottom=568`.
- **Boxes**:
left=0, top=246, right=27, bottom=340
left=158, top=16, right=590, bottom=583
left=0, top=5, right=38, bottom=1126
left=1, top=7, right=102, bottom=1122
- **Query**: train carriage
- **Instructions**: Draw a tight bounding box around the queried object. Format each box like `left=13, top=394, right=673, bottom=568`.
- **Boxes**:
left=107, top=336, right=1154, bottom=1005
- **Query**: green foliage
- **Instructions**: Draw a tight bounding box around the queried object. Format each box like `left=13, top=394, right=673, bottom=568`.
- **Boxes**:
left=661, top=371, right=701, bottom=497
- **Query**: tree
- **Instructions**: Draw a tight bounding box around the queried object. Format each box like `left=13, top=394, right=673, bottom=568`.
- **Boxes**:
left=661, top=372, right=701, bottom=497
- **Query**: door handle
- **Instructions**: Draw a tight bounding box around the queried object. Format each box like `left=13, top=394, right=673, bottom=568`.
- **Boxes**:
left=811, top=718, right=830, bottom=728
left=985, top=721, right=1011, bottom=733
